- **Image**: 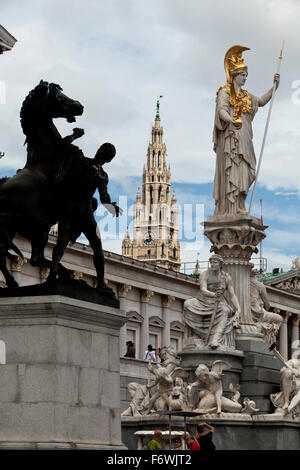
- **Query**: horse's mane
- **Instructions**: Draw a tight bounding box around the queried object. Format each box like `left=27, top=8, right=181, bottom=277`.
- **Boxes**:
left=20, top=80, right=49, bottom=141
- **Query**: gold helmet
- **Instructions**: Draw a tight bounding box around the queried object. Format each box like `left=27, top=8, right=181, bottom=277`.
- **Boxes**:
left=224, top=45, right=250, bottom=84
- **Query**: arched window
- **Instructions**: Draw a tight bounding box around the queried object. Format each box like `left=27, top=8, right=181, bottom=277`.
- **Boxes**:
left=173, top=248, right=176, bottom=258
left=158, top=151, right=161, bottom=168
left=152, top=151, right=155, bottom=167
left=158, top=185, right=162, bottom=201
left=150, top=186, right=153, bottom=205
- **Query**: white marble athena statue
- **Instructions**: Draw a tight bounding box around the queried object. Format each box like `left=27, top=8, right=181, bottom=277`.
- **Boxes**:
left=213, top=45, right=280, bottom=215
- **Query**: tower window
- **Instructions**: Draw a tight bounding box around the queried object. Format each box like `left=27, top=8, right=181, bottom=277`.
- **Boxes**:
left=150, top=186, right=153, bottom=205
left=152, top=151, right=155, bottom=167
left=158, top=185, right=162, bottom=201
left=158, top=151, right=161, bottom=168
left=173, top=248, right=176, bottom=258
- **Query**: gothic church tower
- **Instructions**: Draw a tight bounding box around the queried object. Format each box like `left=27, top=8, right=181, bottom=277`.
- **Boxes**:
left=122, top=100, right=180, bottom=271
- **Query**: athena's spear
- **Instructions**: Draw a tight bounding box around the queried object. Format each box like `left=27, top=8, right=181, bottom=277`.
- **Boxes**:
left=248, top=41, right=285, bottom=216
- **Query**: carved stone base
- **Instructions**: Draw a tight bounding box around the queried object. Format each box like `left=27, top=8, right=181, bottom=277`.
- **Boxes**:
left=203, top=214, right=267, bottom=341
left=0, top=295, right=126, bottom=449
left=122, top=415, right=300, bottom=450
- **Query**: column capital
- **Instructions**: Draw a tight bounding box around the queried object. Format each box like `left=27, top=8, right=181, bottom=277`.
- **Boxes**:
left=282, top=311, right=292, bottom=323
left=71, top=271, right=83, bottom=280
left=10, top=256, right=27, bottom=272
left=162, top=295, right=175, bottom=308
left=141, top=290, right=154, bottom=303
left=40, top=267, right=50, bottom=279
left=93, top=278, right=109, bottom=288
left=292, top=315, right=300, bottom=327
left=117, top=283, right=132, bottom=298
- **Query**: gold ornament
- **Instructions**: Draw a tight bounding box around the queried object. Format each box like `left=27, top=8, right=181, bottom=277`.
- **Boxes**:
left=224, top=45, right=250, bottom=85
left=216, top=45, right=252, bottom=127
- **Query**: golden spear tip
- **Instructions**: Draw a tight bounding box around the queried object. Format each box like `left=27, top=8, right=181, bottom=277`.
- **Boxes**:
left=279, top=40, right=285, bottom=60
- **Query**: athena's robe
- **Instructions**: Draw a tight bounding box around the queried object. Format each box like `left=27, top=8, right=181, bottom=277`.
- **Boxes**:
left=212, top=88, right=260, bottom=215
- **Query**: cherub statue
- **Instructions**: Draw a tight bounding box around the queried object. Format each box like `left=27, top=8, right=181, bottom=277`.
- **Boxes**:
left=188, top=361, right=242, bottom=415
left=122, top=347, right=186, bottom=416
left=121, top=382, right=150, bottom=417
left=167, top=377, right=189, bottom=411
left=144, top=362, right=188, bottom=414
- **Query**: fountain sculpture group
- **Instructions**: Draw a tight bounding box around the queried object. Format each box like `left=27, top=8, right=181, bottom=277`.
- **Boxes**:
left=121, top=46, right=300, bottom=450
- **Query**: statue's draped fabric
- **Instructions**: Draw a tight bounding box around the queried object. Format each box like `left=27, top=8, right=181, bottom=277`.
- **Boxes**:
left=184, top=275, right=235, bottom=348
left=213, top=88, right=260, bottom=215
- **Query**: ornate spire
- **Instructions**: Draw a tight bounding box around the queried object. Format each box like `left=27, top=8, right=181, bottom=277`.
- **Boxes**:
left=122, top=100, right=180, bottom=271
left=193, top=252, right=201, bottom=276
left=171, top=189, right=177, bottom=205
left=124, top=227, right=130, bottom=241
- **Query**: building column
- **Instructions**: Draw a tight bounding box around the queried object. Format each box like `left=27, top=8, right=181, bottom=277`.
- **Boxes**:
left=117, top=284, right=132, bottom=357
left=10, top=256, right=27, bottom=285
left=162, top=295, right=175, bottom=348
left=291, top=315, right=300, bottom=357
left=139, top=290, right=154, bottom=359
left=279, top=311, right=291, bottom=360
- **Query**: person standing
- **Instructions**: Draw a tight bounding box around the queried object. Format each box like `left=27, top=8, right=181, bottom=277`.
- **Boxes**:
left=148, top=430, right=162, bottom=450
left=184, top=432, right=200, bottom=450
left=196, top=422, right=216, bottom=451
left=144, top=344, right=156, bottom=361
left=124, top=341, right=135, bottom=358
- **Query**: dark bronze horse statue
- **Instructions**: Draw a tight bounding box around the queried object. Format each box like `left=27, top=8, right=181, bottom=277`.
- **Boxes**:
left=0, top=80, right=84, bottom=287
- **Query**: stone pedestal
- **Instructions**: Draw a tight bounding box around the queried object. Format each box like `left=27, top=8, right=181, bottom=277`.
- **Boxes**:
left=122, top=415, right=300, bottom=450
left=0, top=295, right=126, bottom=449
left=236, top=339, right=281, bottom=413
left=204, top=214, right=267, bottom=339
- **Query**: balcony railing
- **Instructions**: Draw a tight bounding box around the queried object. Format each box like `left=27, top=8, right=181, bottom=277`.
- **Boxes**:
left=180, top=257, right=268, bottom=276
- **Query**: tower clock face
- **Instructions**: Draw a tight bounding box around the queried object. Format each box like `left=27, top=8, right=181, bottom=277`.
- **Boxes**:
left=144, top=232, right=155, bottom=245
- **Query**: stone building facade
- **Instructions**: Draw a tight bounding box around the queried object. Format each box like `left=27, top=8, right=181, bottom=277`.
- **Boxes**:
left=0, top=25, right=17, bottom=54
left=1, top=234, right=299, bottom=413
left=122, top=102, right=180, bottom=271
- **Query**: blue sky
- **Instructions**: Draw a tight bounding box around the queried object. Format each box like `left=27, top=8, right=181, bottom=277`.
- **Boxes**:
left=1, top=0, right=300, bottom=271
